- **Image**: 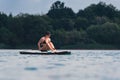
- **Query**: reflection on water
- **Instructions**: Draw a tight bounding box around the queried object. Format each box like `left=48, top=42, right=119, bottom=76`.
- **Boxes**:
left=0, top=50, right=120, bottom=80
left=24, top=67, right=38, bottom=71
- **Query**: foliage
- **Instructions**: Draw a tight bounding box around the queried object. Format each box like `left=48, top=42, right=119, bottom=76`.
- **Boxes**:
left=52, top=18, right=74, bottom=31
left=77, top=2, right=118, bottom=19
left=47, top=1, right=75, bottom=19
left=74, top=17, right=89, bottom=30
left=87, top=22, right=120, bottom=44
left=0, top=1, right=120, bottom=49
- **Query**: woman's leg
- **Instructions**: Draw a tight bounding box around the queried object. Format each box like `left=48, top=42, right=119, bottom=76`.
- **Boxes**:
left=41, top=44, right=50, bottom=51
left=41, top=42, right=55, bottom=51
left=49, top=42, right=55, bottom=50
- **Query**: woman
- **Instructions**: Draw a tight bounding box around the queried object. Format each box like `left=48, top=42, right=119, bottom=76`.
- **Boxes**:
left=38, top=31, right=56, bottom=52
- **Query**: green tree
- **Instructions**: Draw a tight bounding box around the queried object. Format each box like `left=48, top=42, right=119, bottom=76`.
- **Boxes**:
left=94, top=16, right=110, bottom=25
left=74, top=17, right=89, bottom=30
left=52, top=30, right=85, bottom=48
left=77, top=2, right=118, bottom=19
left=47, top=1, right=75, bottom=19
left=0, top=12, right=8, bottom=28
left=52, top=18, right=74, bottom=31
left=87, top=22, right=120, bottom=44
left=50, top=1, right=65, bottom=9
left=0, top=27, right=14, bottom=45
left=19, top=14, right=52, bottom=45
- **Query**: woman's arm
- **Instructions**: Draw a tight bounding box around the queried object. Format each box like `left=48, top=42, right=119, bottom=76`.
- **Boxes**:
left=38, top=37, right=44, bottom=50
left=38, top=39, right=41, bottom=50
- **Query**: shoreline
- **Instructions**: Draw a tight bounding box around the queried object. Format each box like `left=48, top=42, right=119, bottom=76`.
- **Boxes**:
left=0, top=49, right=120, bottom=50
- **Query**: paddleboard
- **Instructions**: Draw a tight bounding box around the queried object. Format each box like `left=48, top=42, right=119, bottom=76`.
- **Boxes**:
left=20, top=50, right=71, bottom=55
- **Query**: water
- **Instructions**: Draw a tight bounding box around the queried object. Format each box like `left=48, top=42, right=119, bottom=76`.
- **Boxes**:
left=0, top=50, right=120, bottom=80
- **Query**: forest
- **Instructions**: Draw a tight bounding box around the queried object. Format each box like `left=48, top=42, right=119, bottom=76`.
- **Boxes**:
left=0, top=1, right=120, bottom=49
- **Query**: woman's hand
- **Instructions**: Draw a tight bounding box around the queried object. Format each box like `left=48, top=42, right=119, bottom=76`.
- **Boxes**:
left=38, top=47, right=41, bottom=51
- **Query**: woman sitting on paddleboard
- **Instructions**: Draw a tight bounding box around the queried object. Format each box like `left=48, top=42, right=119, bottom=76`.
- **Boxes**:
left=38, top=31, right=56, bottom=52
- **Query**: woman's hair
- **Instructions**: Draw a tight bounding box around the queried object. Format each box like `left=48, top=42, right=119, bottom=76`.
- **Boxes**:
left=45, top=31, right=51, bottom=35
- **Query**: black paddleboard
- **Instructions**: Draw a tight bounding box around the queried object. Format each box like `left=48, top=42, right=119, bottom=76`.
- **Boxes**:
left=20, top=50, right=71, bottom=55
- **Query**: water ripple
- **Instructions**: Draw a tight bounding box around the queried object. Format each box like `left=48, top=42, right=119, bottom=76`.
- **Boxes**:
left=24, top=67, right=38, bottom=71
left=0, top=50, right=120, bottom=80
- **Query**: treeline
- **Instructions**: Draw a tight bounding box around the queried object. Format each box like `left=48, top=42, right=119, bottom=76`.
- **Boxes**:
left=0, top=1, right=120, bottom=49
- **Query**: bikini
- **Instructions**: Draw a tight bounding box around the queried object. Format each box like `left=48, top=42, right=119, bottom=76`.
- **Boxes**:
left=40, top=40, right=46, bottom=47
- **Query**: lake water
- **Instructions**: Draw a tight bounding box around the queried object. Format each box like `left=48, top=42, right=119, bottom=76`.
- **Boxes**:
left=0, top=50, right=120, bottom=80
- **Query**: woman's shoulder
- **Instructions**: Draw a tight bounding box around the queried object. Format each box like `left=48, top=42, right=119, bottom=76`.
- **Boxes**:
left=41, top=37, right=45, bottom=40
left=47, top=38, right=51, bottom=41
left=45, top=37, right=51, bottom=41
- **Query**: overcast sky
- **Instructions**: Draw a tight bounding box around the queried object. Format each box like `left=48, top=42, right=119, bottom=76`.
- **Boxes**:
left=0, top=0, right=119, bottom=15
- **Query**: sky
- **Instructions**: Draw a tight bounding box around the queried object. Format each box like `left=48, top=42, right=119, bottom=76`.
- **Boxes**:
left=0, top=0, right=120, bottom=15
